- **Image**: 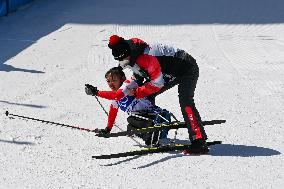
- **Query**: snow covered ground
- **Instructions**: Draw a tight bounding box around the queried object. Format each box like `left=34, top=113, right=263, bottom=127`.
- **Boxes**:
left=0, top=0, right=283, bottom=188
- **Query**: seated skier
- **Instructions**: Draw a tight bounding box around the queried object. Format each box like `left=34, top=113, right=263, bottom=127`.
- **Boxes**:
left=85, top=67, right=170, bottom=146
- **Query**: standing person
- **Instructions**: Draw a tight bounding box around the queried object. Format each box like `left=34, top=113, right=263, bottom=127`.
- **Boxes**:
left=85, top=67, right=170, bottom=146
left=107, top=35, right=208, bottom=154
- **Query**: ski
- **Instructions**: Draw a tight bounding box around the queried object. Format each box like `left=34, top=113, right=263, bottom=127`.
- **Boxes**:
left=96, top=120, right=226, bottom=138
left=92, top=141, right=221, bottom=159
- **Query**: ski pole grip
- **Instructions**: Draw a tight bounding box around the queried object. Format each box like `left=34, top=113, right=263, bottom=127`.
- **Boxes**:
left=5, top=111, right=9, bottom=116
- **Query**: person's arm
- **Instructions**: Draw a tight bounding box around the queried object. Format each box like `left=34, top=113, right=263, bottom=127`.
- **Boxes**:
left=85, top=79, right=139, bottom=100
left=97, top=90, right=124, bottom=100
left=85, top=83, right=125, bottom=100
left=106, top=103, right=119, bottom=131
left=134, top=54, right=164, bottom=98
left=95, top=102, right=118, bottom=134
left=97, top=79, right=137, bottom=100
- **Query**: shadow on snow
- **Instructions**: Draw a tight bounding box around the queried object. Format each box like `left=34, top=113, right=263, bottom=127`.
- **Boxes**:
left=1, top=0, right=284, bottom=70
left=0, top=100, right=47, bottom=108
left=136, top=143, right=281, bottom=169
left=0, top=63, right=44, bottom=73
left=0, top=139, right=35, bottom=145
left=100, top=143, right=281, bottom=168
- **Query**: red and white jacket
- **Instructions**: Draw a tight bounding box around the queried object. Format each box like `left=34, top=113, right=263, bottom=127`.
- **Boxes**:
left=124, top=41, right=190, bottom=98
left=97, top=79, right=161, bottom=130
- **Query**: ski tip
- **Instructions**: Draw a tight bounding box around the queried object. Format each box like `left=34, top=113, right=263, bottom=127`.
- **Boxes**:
left=92, top=155, right=108, bottom=159
left=219, top=120, right=226, bottom=123
left=5, top=111, right=9, bottom=116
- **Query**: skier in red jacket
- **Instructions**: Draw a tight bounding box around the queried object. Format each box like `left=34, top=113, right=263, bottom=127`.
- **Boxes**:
left=107, top=35, right=208, bottom=154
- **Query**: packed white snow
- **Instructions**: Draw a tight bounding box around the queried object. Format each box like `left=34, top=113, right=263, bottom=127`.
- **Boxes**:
left=0, top=0, right=283, bottom=188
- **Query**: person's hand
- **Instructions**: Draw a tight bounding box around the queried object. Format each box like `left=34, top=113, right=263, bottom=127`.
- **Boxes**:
left=94, top=127, right=111, bottom=135
left=85, top=84, right=99, bottom=96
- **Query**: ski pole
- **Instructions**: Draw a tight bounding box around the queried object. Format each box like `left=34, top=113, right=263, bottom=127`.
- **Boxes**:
left=94, top=95, right=109, bottom=116
left=94, top=95, right=125, bottom=132
left=5, top=111, right=95, bottom=132
left=94, top=96, right=143, bottom=147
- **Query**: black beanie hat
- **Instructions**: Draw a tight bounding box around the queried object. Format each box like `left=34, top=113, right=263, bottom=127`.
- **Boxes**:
left=108, top=35, right=131, bottom=60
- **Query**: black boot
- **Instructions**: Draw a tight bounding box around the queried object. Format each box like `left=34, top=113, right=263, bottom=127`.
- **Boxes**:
left=183, top=138, right=209, bottom=154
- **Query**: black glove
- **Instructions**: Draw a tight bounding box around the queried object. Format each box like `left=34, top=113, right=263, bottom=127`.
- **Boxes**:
left=94, top=127, right=111, bottom=135
left=85, top=84, right=99, bottom=96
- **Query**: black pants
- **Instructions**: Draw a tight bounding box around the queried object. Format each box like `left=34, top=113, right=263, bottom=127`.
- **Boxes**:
left=127, top=115, right=160, bottom=145
left=149, top=52, right=207, bottom=141
left=178, top=66, right=207, bottom=141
